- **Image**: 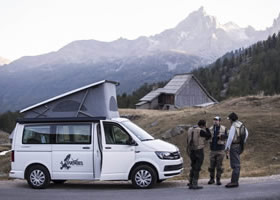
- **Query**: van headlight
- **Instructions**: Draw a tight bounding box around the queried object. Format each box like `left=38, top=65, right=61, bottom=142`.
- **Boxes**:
left=155, top=151, right=180, bottom=160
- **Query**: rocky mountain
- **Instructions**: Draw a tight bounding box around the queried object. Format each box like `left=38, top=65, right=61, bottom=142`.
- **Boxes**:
left=10, top=7, right=280, bottom=68
left=0, top=7, right=280, bottom=113
left=0, top=51, right=206, bottom=112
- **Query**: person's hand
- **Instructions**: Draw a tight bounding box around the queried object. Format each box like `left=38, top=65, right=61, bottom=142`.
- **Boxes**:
left=225, top=148, right=229, bottom=159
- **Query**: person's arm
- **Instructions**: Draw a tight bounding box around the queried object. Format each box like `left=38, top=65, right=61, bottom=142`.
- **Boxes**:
left=225, top=126, right=235, bottom=150
left=200, top=128, right=211, bottom=140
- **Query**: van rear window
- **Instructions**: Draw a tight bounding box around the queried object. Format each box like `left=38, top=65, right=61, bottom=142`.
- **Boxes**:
left=23, top=126, right=51, bottom=144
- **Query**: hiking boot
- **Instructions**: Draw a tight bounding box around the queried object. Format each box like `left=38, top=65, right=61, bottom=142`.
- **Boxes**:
left=216, top=178, right=222, bottom=185
left=189, top=185, right=203, bottom=189
left=208, top=178, right=215, bottom=185
left=225, top=182, right=239, bottom=188
left=189, top=179, right=203, bottom=190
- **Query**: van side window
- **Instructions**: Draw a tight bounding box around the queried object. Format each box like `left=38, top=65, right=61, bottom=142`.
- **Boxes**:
left=103, top=123, right=131, bottom=145
left=23, top=126, right=51, bottom=144
left=56, top=124, right=91, bottom=144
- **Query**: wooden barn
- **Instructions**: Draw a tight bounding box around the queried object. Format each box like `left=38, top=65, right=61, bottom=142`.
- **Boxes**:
left=136, top=74, right=217, bottom=110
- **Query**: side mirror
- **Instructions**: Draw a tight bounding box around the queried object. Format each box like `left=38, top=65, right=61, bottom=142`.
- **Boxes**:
left=128, top=138, right=138, bottom=146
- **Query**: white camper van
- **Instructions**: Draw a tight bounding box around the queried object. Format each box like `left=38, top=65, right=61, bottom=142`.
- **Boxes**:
left=9, top=80, right=183, bottom=189
left=10, top=117, right=183, bottom=189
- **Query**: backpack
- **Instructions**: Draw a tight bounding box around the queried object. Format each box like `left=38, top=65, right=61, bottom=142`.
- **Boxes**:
left=239, top=123, right=247, bottom=154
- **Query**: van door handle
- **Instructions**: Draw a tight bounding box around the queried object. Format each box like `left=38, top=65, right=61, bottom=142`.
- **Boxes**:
left=105, top=147, right=112, bottom=149
left=83, top=147, right=90, bottom=149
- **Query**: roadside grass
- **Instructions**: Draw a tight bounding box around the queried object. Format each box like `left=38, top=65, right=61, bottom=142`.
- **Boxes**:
left=120, top=95, right=280, bottom=179
left=0, top=153, right=11, bottom=179
left=0, top=95, right=279, bottom=180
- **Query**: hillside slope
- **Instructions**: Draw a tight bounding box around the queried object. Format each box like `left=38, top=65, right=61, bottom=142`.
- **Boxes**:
left=193, top=32, right=280, bottom=100
left=120, top=95, right=280, bottom=179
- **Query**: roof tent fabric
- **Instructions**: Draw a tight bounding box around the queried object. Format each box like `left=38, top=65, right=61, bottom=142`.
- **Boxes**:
left=20, top=80, right=120, bottom=119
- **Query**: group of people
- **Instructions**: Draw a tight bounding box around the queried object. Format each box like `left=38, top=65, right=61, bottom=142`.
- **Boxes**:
left=186, top=112, right=249, bottom=189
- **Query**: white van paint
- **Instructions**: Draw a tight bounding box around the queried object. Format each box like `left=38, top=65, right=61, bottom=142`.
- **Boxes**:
left=10, top=118, right=183, bottom=189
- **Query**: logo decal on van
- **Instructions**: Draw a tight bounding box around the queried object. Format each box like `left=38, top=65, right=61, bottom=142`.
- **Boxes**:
left=60, top=154, right=84, bottom=170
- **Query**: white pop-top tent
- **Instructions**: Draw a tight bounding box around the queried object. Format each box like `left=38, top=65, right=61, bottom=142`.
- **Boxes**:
left=20, top=80, right=120, bottom=119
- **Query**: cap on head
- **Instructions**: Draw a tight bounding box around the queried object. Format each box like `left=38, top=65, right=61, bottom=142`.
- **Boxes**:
left=227, top=112, right=238, bottom=121
left=213, top=116, right=221, bottom=121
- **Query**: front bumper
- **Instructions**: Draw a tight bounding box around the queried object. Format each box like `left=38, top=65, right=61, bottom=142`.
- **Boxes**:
left=158, top=157, right=183, bottom=179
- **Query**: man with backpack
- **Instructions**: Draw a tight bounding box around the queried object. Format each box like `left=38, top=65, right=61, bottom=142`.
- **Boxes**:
left=208, top=116, right=228, bottom=186
left=225, top=112, right=248, bottom=188
left=187, top=120, right=211, bottom=189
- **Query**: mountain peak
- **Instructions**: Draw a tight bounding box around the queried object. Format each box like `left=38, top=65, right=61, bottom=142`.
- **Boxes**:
left=197, top=6, right=206, bottom=15
left=175, top=6, right=218, bottom=31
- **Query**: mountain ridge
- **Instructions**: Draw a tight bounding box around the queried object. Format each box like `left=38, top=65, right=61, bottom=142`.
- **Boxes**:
left=0, top=7, right=280, bottom=113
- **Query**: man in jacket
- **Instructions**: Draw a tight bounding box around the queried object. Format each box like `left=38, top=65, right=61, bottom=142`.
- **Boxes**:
left=225, top=112, right=248, bottom=188
left=187, top=120, right=211, bottom=189
left=208, top=116, right=228, bottom=185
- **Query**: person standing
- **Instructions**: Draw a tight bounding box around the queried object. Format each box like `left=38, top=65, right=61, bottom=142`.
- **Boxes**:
left=208, top=116, right=228, bottom=185
left=187, top=120, right=211, bottom=189
left=225, top=112, right=248, bottom=188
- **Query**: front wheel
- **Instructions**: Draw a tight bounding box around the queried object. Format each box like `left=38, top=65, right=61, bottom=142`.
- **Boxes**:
left=131, top=165, right=157, bottom=189
left=157, top=179, right=166, bottom=183
left=27, top=165, right=50, bottom=189
left=52, top=180, right=66, bottom=184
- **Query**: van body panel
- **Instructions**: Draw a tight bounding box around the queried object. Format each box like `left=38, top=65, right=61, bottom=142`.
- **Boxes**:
left=99, top=120, right=136, bottom=180
left=10, top=118, right=183, bottom=186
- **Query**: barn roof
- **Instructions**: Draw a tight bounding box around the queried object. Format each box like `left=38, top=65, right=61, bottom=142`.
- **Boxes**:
left=138, top=74, right=217, bottom=103
left=159, top=74, right=192, bottom=94
left=139, top=88, right=162, bottom=102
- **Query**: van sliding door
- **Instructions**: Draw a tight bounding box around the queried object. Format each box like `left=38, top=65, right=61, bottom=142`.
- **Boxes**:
left=51, top=123, right=94, bottom=180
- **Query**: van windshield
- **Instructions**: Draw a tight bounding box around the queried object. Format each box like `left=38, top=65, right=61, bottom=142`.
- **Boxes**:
left=122, top=121, right=154, bottom=141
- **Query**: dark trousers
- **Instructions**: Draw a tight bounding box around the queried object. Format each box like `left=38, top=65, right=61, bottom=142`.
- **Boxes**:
left=209, top=150, right=225, bottom=179
left=189, top=149, right=204, bottom=185
left=230, top=144, right=241, bottom=183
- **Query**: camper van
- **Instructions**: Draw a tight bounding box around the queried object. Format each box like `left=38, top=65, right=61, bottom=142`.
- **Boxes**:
left=10, top=117, right=183, bottom=189
left=9, top=80, right=183, bottom=189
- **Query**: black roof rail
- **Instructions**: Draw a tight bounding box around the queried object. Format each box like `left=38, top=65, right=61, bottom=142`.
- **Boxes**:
left=16, top=117, right=106, bottom=124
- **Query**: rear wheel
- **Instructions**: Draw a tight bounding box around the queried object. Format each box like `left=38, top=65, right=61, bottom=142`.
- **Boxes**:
left=131, top=165, right=157, bottom=189
left=52, top=180, right=66, bottom=184
left=27, top=165, right=50, bottom=189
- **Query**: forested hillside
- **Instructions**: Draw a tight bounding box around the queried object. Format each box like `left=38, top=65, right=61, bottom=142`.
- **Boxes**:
left=193, top=32, right=280, bottom=100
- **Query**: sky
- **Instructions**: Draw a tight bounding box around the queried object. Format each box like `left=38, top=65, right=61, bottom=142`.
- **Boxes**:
left=1, top=0, right=280, bottom=61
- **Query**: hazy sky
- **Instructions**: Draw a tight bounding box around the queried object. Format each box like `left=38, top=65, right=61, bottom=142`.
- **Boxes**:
left=1, top=0, right=280, bottom=61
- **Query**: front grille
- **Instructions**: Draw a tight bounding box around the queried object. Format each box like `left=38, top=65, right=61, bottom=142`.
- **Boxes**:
left=164, top=163, right=183, bottom=171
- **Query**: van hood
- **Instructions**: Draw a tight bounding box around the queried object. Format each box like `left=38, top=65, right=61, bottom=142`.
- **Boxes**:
left=142, top=139, right=178, bottom=152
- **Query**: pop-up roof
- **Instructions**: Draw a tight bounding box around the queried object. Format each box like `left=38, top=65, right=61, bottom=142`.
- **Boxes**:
left=20, top=80, right=120, bottom=119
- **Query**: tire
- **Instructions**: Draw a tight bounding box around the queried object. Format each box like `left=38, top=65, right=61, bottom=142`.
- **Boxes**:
left=131, top=165, right=157, bottom=189
left=52, top=180, right=66, bottom=184
left=157, top=179, right=166, bottom=183
left=27, top=165, right=50, bottom=189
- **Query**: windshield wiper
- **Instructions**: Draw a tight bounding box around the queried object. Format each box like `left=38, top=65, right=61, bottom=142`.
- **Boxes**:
left=141, top=139, right=154, bottom=141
